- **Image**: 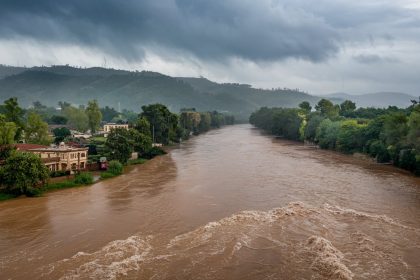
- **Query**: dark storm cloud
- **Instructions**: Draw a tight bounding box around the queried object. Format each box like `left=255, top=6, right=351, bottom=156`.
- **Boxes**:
left=0, top=0, right=340, bottom=62
left=0, top=0, right=418, bottom=63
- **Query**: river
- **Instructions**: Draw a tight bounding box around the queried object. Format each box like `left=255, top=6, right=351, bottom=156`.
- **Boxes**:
left=0, top=124, right=419, bottom=279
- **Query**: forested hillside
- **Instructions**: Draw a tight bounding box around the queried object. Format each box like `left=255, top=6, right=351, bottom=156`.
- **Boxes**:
left=0, top=65, right=415, bottom=120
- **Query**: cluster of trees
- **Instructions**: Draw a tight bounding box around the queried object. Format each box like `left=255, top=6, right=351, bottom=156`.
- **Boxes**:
left=250, top=99, right=420, bottom=175
left=101, top=104, right=235, bottom=164
left=0, top=98, right=106, bottom=145
left=180, top=108, right=235, bottom=137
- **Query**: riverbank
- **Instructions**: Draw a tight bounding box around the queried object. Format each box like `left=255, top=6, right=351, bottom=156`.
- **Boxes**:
left=0, top=157, right=151, bottom=202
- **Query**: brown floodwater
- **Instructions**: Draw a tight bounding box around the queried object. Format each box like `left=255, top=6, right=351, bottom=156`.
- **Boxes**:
left=1, top=124, right=419, bottom=280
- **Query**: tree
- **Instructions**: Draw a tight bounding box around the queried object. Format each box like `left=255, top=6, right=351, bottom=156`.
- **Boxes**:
left=86, top=100, right=102, bottom=133
left=407, top=105, right=420, bottom=150
left=316, top=119, right=341, bottom=149
left=25, top=112, right=51, bottom=145
left=3, top=97, right=24, bottom=141
left=336, top=120, right=366, bottom=153
left=58, top=101, right=71, bottom=110
left=198, top=112, right=212, bottom=133
left=0, top=114, right=17, bottom=145
left=304, top=114, right=324, bottom=142
left=50, top=115, right=68, bottom=125
left=53, top=127, right=71, bottom=144
left=100, top=106, right=119, bottom=122
left=105, top=128, right=132, bottom=164
left=315, top=99, right=339, bottom=118
left=63, top=106, right=89, bottom=132
left=271, top=109, right=302, bottom=140
left=180, top=111, right=201, bottom=135
left=134, top=117, right=151, bottom=137
left=340, top=100, right=356, bottom=116
left=382, top=112, right=408, bottom=146
left=299, top=101, right=312, bottom=113
left=0, top=151, right=49, bottom=195
left=140, top=104, right=180, bottom=144
left=128, top=128, right=152, bottom=155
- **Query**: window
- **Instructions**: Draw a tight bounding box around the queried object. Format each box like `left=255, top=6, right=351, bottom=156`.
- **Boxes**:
left=81, top=153, right=85, bottom=158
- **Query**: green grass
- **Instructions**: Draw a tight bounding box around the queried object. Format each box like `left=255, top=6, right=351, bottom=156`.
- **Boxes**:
left=128, top=158, right=148, bottom=165
left=100, top=171, right=118, bottom=179
left=45, top=180, right=80, bottom=191
left=89, top=136, right=107, bottom=143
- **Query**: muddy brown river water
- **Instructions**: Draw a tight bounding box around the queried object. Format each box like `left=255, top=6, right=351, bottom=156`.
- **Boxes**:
left=1, top=124, right=419, bottom=280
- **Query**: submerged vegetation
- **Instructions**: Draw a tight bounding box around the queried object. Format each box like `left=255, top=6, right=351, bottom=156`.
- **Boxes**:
left=250, top=99, right=420, bottom=175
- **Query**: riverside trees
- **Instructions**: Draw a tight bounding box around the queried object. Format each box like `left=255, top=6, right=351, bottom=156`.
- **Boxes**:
left=250, top=99, right=420, bottom=175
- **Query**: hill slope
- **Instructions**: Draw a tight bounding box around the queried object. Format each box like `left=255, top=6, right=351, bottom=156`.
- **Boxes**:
left=0, top=66, right=320, bottom=119
left=0, top=65, right=414, bottom=120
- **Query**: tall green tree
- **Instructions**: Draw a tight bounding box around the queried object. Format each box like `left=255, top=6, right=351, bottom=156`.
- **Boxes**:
left=336, top=120, right=366, bottom=153
left=0, top=114, right=17, bottom=145
left=24, top=112, right=51, bottom=145
left=304, top=114, right=324, bottom=142
left=315, top=99, right=339, bottom=119
left=407, top=105, right=420, bottom=150
left=134, top=117, right=152, bottom=137
left=3, top=98, right=24, bottom=141
left=140, top=104, right=180, bottom=144
left=105, top=128, right=132, bottom=164
left=86, top=100, right=102, bottom=133
left=299, top=101, right=312, bottom=114
left=53, top=127, right=71, bottom=144
left=340, top=100, right=356, bottom=116
left=316, top=119, right=341, bottom=149
left=382, top=112, right=408, bottom=146
left=63, top=106, right=89, bottom=132
left=0, top=151, right=49, bottom=196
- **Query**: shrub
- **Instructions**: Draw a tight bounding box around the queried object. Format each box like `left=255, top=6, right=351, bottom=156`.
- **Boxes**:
left=0, top=151, right=49, bottom=196
left=108, top=160, right=123, bottom=175
left=46, top=180, right=78, bottom=190
left=25, top=186, right=44, bottom=197
left=368, top=140, right=390, bottom=163
left=143, top=147, right=166, bottom=159
left=74, top=172, right=94, bottom=184
left=50, top=170, right=69, bottom=178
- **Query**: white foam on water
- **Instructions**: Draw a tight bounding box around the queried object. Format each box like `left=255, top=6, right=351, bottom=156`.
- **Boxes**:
left=45, top=235, right=154, bottom=280
left=306, top=236, right=353, bottom=280
left=323, top=204, right=416, bottom=230
left=41, top=201, right=419, bottom=279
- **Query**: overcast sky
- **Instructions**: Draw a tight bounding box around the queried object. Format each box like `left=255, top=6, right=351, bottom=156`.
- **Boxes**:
left=0, top=0, right=419, bottom=95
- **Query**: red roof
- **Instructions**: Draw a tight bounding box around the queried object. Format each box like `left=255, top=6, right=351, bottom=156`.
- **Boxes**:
left=14, top=144, right=50, bottom=151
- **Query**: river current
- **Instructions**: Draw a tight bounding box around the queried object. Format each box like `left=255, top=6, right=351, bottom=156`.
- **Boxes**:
left=1, top=124, right=419, bottom=279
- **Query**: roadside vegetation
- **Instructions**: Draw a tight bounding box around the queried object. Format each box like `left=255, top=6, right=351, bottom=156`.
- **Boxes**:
left=0, top=97, right=234, bottom=200
left=250, top=98, right=420, bottom=175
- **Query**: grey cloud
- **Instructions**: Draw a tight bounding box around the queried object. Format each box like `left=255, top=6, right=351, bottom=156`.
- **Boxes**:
left=353, top=54, right=400, bottom=64
left=0, top=0, right=339, bottom=62
left=0, top=0, right=418, bottom=64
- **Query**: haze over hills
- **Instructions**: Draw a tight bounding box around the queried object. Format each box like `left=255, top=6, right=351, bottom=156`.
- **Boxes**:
left=326, top=92, right=416, bottom=109
left=0, top=65, right=415, bottom=120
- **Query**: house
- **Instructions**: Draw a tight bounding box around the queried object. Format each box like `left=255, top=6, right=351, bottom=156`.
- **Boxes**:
left=15, top=143, right=89, bottom=173
left=103, top=123, right=129, bottom=137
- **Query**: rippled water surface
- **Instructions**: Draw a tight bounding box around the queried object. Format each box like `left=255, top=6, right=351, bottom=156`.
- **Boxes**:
left=1, top=124, right=419, bottom=279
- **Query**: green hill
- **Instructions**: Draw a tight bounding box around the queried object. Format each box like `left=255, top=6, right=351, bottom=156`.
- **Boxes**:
left=0, top=66, right=322, bottom=120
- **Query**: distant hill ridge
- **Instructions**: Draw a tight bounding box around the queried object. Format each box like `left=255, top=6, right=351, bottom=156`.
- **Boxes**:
left=0, top=65, right=414, bottom=119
